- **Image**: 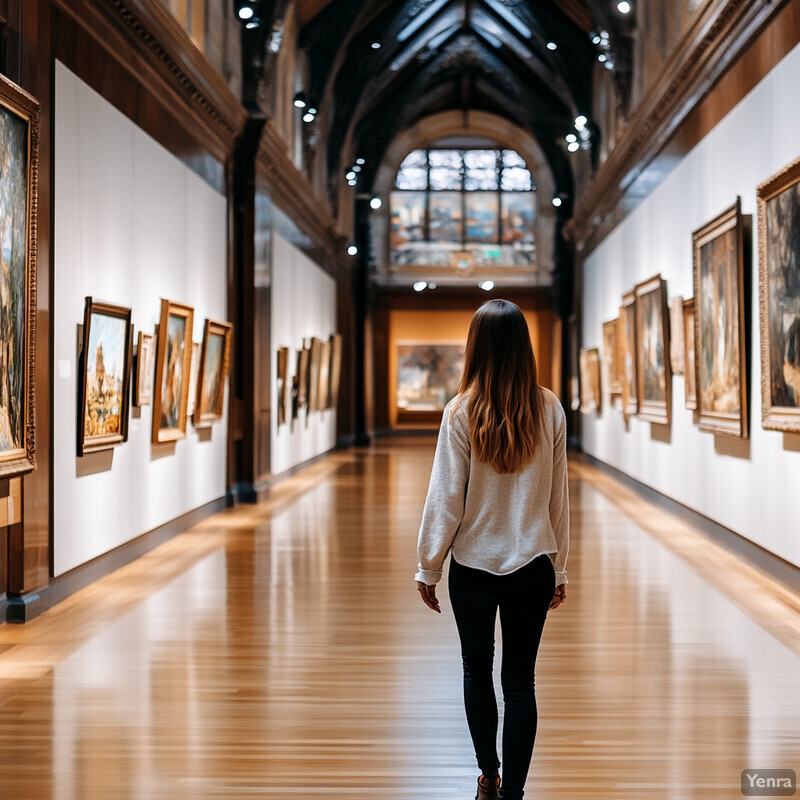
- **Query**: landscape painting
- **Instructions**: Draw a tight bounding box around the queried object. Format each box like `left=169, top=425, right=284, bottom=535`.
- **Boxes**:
left=692, top=200, right=747, bottom=437
left=635, top=275, right=671, bottom=425
left=620, top=292, right=638, bottom=418
left=77, top=299, right=132, bottom=456
left=396, top=343, right=465, bottom=414
left=152, top=299, right=194, bottom=443
left=196, top=319, right=232, bottom=425
left=0, top=79, right=38, bottom=478
left=758, top=158, right=800, bottom=432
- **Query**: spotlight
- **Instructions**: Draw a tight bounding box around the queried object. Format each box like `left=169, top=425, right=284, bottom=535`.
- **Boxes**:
left=347, top=244, right=359, bottom=256
left=604, top=60, right=615, bottom=70
left=591, top=33, right=601, bottom=45
left=346, top=171, right=356, bottom=181
left=428, top=282, right=437, bottom=290
left=617, top=0, right=632, bottom=13
left=348, top=179, right=357, bottom=186
left=302, top=112, right=315, bottom=123
left=480, top=280, right=495, bottom=292
left=598, top=53, right=607, bottom=63
left=370, top=196, right=382, bottom=210
left=356, top=158, right=366, bottom=165
left=567, top=141, right=580, bottom=153
left=575, top=114, right=588, bottom=130
left=308, top=108, right=317, bottom=115
left=546, top=41, right=557, bottom=51
left=413, top=281, right=428, bottom=292
left=353, top=165, right=362, bottom=173
left=293, top=92, right=307, bottom=109
left=371, top=42, right=381, bottom=50
left=237, top=4, right=254, bottom=20
left=245, top=17, right=260, bottom=29
left=552, top=197, right=563, bottom=208
left=566, top=133, right=577, bottom=143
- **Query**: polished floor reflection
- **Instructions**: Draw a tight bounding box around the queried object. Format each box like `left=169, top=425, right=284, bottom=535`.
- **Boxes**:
left=0, top=443, right=799, bottom=799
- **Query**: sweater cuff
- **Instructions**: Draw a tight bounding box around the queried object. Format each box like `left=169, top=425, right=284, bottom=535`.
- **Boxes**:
left=555, top=571, right=568, bottom=586
left=415, top=567, right=442, bottom=585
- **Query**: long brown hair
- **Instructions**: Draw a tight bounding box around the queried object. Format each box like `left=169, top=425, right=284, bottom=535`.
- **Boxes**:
left=458, top=299, right=542, bottom=473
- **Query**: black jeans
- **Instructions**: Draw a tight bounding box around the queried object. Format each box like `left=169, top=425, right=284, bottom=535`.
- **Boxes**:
left=448, top=554, right=555, bottom=800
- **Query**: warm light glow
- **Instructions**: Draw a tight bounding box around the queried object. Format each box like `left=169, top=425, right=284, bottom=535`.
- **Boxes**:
left=617, top=1, right=632, bottom=13
left=413, top=281, right=428, bottom=292
left=370, top=197, right=382, bottom=210
left=238, top=5, right=254, bottom=20
left=348, top=244, right=359, bottom=256
left=546, top=41, right=557, bottom=51
left=480, top=280, right=495, bottom=292
left=552, top=197, right=563, bottom=208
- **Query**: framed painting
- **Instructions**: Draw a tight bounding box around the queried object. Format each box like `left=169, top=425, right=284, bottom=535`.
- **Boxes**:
left=308, top=337, right=323, bottom=412
left=152, top=299, right=194, bottom=443
left=294, top=346, right=309, bottom=418
left=579, top=348, right=601, bottom=414
left=277, top=346, right=290, bottom=426
left=669, top=296, right=685, bottom=375
left=0, top=74, right=39, bottom=478
left=195, top=319, right=232, bottom=426
left=683, top=298, right=697, bottom=411
left=465, top=192, right=499, bottom=242
left=328, top=334, right=343, bottom=410
left=757, top=158, right=800, bottom=432
left=186, top=342, right=200, bottom=419
left=619, top=291, right=638, bottom=418
left=692, top=200, right=748, bottom=438
left=635, top=275, right=671, bottom=425
left=77, top=298, right=133, bottom=456
left=317, top=337, right=331, bottom=411
left=135, top=331, right=156, bottom=407
left=396, top=343, right=465, bottom=423
left=428, top=192, right=462, bottom=242
left=602, top=318, right=622, bottom=400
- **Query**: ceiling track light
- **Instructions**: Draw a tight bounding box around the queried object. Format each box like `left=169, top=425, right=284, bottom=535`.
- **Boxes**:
left=369, top=196, right=382, bottom=210
left=617, top=0, right=632, bottom=13
left=293, top=91, right=307, bottom=109
left=236, top=3, right=255, bottom=21
left=413, top=281, right=428, bottom=292
left=480, top=280, right=495, bottom=292
left=546, top=41, right=557, bottom=51
left=347, top=244, right=359, bottom=256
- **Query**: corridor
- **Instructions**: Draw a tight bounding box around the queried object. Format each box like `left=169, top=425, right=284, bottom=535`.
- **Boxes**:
left=0, top=441, right=798, bottom=800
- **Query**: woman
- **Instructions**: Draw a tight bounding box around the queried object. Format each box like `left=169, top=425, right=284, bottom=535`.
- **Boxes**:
left=415, top=299, right=569, bottom=800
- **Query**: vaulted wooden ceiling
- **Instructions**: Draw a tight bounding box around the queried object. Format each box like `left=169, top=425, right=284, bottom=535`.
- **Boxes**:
left=250, top=0, right=634, bottom=210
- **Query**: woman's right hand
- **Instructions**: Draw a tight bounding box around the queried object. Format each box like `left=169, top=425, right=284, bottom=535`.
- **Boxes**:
left=549, top=584, right=566, bottom=610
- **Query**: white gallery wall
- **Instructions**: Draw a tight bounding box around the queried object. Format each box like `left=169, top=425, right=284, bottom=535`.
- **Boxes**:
left=54, top=62, right=228, bottom=576
left=270, top=232, right=337, bottom=475
left=582, top=43, right=800, bottom=569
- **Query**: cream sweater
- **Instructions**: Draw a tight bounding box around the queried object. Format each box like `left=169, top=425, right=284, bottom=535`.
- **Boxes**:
left=415, top=389, right=569, bottom=586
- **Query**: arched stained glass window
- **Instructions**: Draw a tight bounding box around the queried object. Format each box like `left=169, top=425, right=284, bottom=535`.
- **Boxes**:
left=391, top=148, right=536, bottom=269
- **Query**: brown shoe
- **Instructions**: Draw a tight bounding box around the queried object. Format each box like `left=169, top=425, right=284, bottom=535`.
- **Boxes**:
left=475, top=772, right=501, bottom=800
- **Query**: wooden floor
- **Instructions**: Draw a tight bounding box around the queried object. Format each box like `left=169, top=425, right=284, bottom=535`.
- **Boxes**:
left=1, top=442, right=799, bottom=799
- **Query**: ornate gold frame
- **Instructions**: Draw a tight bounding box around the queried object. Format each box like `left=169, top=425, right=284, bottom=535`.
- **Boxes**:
left=757, top=157, right=800, bottom=433
left=691, top=199, right=748, bottom=438
left=195, top=319, right=232, bottom=426
left=152, top=299, right=194, bottom=443
left=682, top=298, right=697, bottom=412
left=0, top=74, right=38, bottom=478
left=634, top=274, right=672, bottom=426
left=620, top=291, right=638, bottom=419
left=602, top=318, right=622, bottom=400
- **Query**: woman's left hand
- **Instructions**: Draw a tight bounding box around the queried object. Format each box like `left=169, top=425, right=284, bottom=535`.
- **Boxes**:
left=417, top=581, right=441, bottom=613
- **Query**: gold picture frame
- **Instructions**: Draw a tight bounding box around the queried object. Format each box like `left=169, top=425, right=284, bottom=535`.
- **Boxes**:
left=692, top=199, right=748, bottom=438
left=195, top=319, right=232, bottom=426
left=0, top=74, right=39, bottom=478
left=619, top=291, right=638, bottom=419
left=328, top=333, right=343, bottom=409
left=635, top=274, right=671, bottom=425
left=602, top=318, right=622, bottom=400
left=77, top=298, right=133, bottom=456
left=134, top=331, right=156, bottom=407
left=757, top=157, right=800, bottom=432
left=152, top=299, right=194, bottom=443
left=579, top=347, right=601, bottom=415
left=683, top=298, right=697, bottom=411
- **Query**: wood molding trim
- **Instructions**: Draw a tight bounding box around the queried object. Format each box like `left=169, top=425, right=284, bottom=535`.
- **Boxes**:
left=256, top=122, right=347, bottom=272
left=565, top=0, right=787, bottom=253
left=52, top=0, right=248, bottom=160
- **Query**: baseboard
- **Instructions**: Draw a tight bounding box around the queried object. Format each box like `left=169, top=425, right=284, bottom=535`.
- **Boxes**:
left=5, top=496, right=227, bottom=624
left=580, top=453, right=800, bottom=595
left=0, top=595, right=6, bottom=626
